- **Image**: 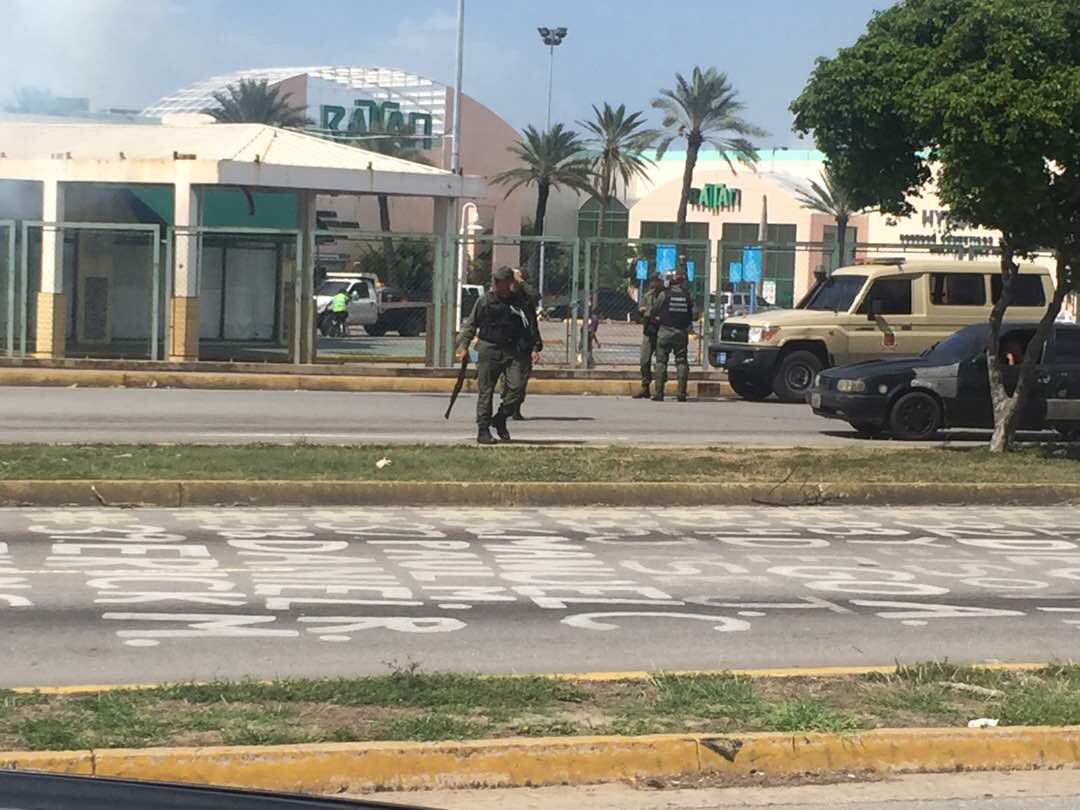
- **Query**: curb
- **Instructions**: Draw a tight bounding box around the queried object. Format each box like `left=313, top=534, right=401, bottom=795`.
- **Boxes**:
left=1, top=480, right=1078, bottom=508
left=4, top=726, right=1079, bottom=794
left=0, top=367, right=731, bottom=399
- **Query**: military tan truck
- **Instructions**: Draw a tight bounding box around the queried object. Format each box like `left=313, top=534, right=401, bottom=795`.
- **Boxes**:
left=710, top=258, right=1054, bottom=402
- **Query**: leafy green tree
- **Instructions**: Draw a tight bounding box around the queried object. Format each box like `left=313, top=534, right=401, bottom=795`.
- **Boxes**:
left=791, top=0, right=1080, bottom=452
left=204, top=79, right=310, bottom=127
left=793, top=165, right=869, bottom=271
left=652, top=67, right=766, bottom=239
left=491, top=124, right=594, bottom=282
left=579, top=103, right=658, bottom=293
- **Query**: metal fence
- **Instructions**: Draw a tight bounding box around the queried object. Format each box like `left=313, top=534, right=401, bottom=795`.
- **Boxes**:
left=312, top=229, right=442, bottom=365
left=4, top=222, right=162, bottom=360
left=455, top=233, right=581, bottom=368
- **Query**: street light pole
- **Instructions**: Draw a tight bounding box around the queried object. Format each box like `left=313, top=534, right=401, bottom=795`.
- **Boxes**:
left=450, top=0, right=465, bottom=173
left=536, top=26, right=567, bottom=296
left=536, top=27, right=567, bottom=130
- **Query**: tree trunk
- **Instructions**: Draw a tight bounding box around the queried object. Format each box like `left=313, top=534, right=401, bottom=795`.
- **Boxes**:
left=377, top=194, right=395, bottom=274
left=592, top=194, right=607, bottom=303
left=835, top=215, right=849, bottom=272
left=987, top=248, right=1069, bottom=453
left=526, top=181, right=550, bottom=285
left=676, top=137, right=701, bottom=241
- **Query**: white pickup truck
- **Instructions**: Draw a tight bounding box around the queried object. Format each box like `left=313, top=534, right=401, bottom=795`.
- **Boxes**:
left=316, top=274, right=485, bottom=337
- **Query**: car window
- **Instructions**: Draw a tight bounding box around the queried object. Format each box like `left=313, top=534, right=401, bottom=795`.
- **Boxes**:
left=1053, top=328, right=1080, bottom=363
left=350, top=281, right=371, bottom=298
left=923, top=325, right=986, bottom=364
left=857, top=277, right=912, bottom=315
left=801, top=274, right=867, bottom=311
left=991, top=275, right=1046, bottom=307
left=931, top=273, right=985, bottom=306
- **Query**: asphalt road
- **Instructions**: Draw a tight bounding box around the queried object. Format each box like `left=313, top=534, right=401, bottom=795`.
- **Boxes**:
left=0, top=386, right=1031, bottom=446
left=4, top=505, right=1080, bottom=688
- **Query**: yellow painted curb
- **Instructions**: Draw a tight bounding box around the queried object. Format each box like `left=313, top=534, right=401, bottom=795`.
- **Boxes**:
left=0, top=480, right=1077, bottom=508
left=12, top=662, right=1051, bottom=696
left=5, top=727, right=1080, bottom=793
left=0, top=367, right=731, bottom=398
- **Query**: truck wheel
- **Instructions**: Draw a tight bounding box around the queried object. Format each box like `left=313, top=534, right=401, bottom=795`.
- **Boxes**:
left=397, top=318, right=422, bottom=337
left=772, top=351, right=824, bottom=403
left=317, top=314, right=331, bottom=337
left=888, top=391, right=941, bottom=441
left=1055, top=425, right=1080, bottom=442
left=728, top=370, right=773, bottom=401
left=365, top=323, right=387, bottom=337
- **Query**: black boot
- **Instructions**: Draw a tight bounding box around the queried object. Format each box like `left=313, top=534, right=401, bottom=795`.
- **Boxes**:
left=491, top=408, right=511, bottom=441
left=510, top=407, right=524, bottom=421
left=477, top=426, right=496, bottom=445
left=632, top=387, right=650, bottom=399
left=651, top=390, right=665, bottom=402
left=676, top=393, right=688, bottom=402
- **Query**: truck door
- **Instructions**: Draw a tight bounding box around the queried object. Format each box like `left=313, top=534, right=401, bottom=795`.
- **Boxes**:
left=848, top=276, right=922, bottom=362
left=1046, top=327, right=1080, bottom=432
left=348, top=280, right=378, bottom=326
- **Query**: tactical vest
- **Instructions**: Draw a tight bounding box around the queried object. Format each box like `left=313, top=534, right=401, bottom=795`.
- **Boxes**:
left=658, top=288, right=692, bottom=329
left=478, top=295, right=528, bottom=347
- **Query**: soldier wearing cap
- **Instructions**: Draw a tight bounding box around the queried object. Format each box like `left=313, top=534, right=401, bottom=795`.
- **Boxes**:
left=457, top=266, right=541, bottom=444
left=647, top=267, right=694, bottom=402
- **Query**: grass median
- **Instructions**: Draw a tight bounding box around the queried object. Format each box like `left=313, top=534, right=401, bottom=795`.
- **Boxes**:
left=0, top=443, right=1077, bottom=482
left=4, top=663, right=1080, bottom=750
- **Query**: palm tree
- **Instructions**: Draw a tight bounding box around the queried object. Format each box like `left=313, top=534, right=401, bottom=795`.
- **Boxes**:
left=793, top=165, right=867, bottom=271
left=491, top=124, right=594, bottom=282
left=203, top=79, right=310, bottom=127
left=579, top=103, right=658, bottom=291
left=652, top=67, right=767, bottom=239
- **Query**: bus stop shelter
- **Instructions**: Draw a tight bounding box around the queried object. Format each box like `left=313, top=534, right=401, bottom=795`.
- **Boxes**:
left=0, top=121, right=486, bottom=366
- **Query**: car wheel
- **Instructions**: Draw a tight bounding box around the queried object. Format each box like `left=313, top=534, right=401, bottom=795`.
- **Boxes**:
left=728, top=370, right=773, bottom=401
left=888, top=391, right=941, bottom=441
left=365, top=323, right=387, bottom=337
left=772, top=351, right=824, bottom=403
left=398, top=319, right=423, bottom=337
left=850, top=421, right=886, bottom=438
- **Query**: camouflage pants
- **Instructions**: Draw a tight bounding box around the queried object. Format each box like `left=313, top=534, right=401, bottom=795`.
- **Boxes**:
left=653, top=327, right=689, bottom=398
left=476, top=340, right=527, bottom=428
left=639, top=333, right=657, bottom=392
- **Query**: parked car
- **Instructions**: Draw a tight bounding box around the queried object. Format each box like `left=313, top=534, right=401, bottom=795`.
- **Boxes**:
left=710, top=258, right=1054, bottom=403
left=807, top=321, right=1080, bottom=440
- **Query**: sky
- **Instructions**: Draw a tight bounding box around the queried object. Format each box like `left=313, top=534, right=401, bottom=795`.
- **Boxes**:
left=2, top=0, right=896, bottom=147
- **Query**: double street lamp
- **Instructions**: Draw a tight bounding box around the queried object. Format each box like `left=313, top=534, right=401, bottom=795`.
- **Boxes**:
left=537, top=26, right=567, bottom=129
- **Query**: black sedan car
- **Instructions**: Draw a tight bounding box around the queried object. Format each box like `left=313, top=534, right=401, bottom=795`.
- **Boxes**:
left=808, top=321, right=1080, bottom=440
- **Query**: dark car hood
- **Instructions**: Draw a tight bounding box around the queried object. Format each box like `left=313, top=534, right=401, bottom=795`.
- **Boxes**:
left=820, top=356, right=928, bottom=378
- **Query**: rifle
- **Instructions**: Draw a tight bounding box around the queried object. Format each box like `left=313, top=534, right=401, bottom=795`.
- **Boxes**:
left=444, top=350, right=470, bottom=419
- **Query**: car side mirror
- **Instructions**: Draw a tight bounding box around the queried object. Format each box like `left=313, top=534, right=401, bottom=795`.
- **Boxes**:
left=866, top=300, right=884, bottom=321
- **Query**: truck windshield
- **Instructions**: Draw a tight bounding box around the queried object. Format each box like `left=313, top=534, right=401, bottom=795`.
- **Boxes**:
left=800, top=275, right=867, bottom=311
left=317, top=281, right=349, bottom=296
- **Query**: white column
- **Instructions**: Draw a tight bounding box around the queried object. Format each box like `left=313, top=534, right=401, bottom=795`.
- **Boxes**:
left=40, top=178, right=64, bottom=294
left=174, top=181, right=201, bottom=297
left=168, top=180, right=202, bottom=361
left=34, top=178, right=66, bottom=357
left=433, top=197, right=459, bottom=368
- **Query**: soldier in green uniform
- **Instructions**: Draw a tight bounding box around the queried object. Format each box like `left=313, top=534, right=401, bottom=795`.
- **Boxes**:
left=648, top=268, right=694, bottom=402
left=457, top=266, right=542, bottom=444
left=633, top=274, right=665, bottom=399
left=502, top=268, right=542, bottom=420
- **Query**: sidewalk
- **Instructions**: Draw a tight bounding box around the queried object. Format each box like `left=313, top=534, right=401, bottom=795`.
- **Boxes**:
left=0, top=359, right=730, bottom=397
